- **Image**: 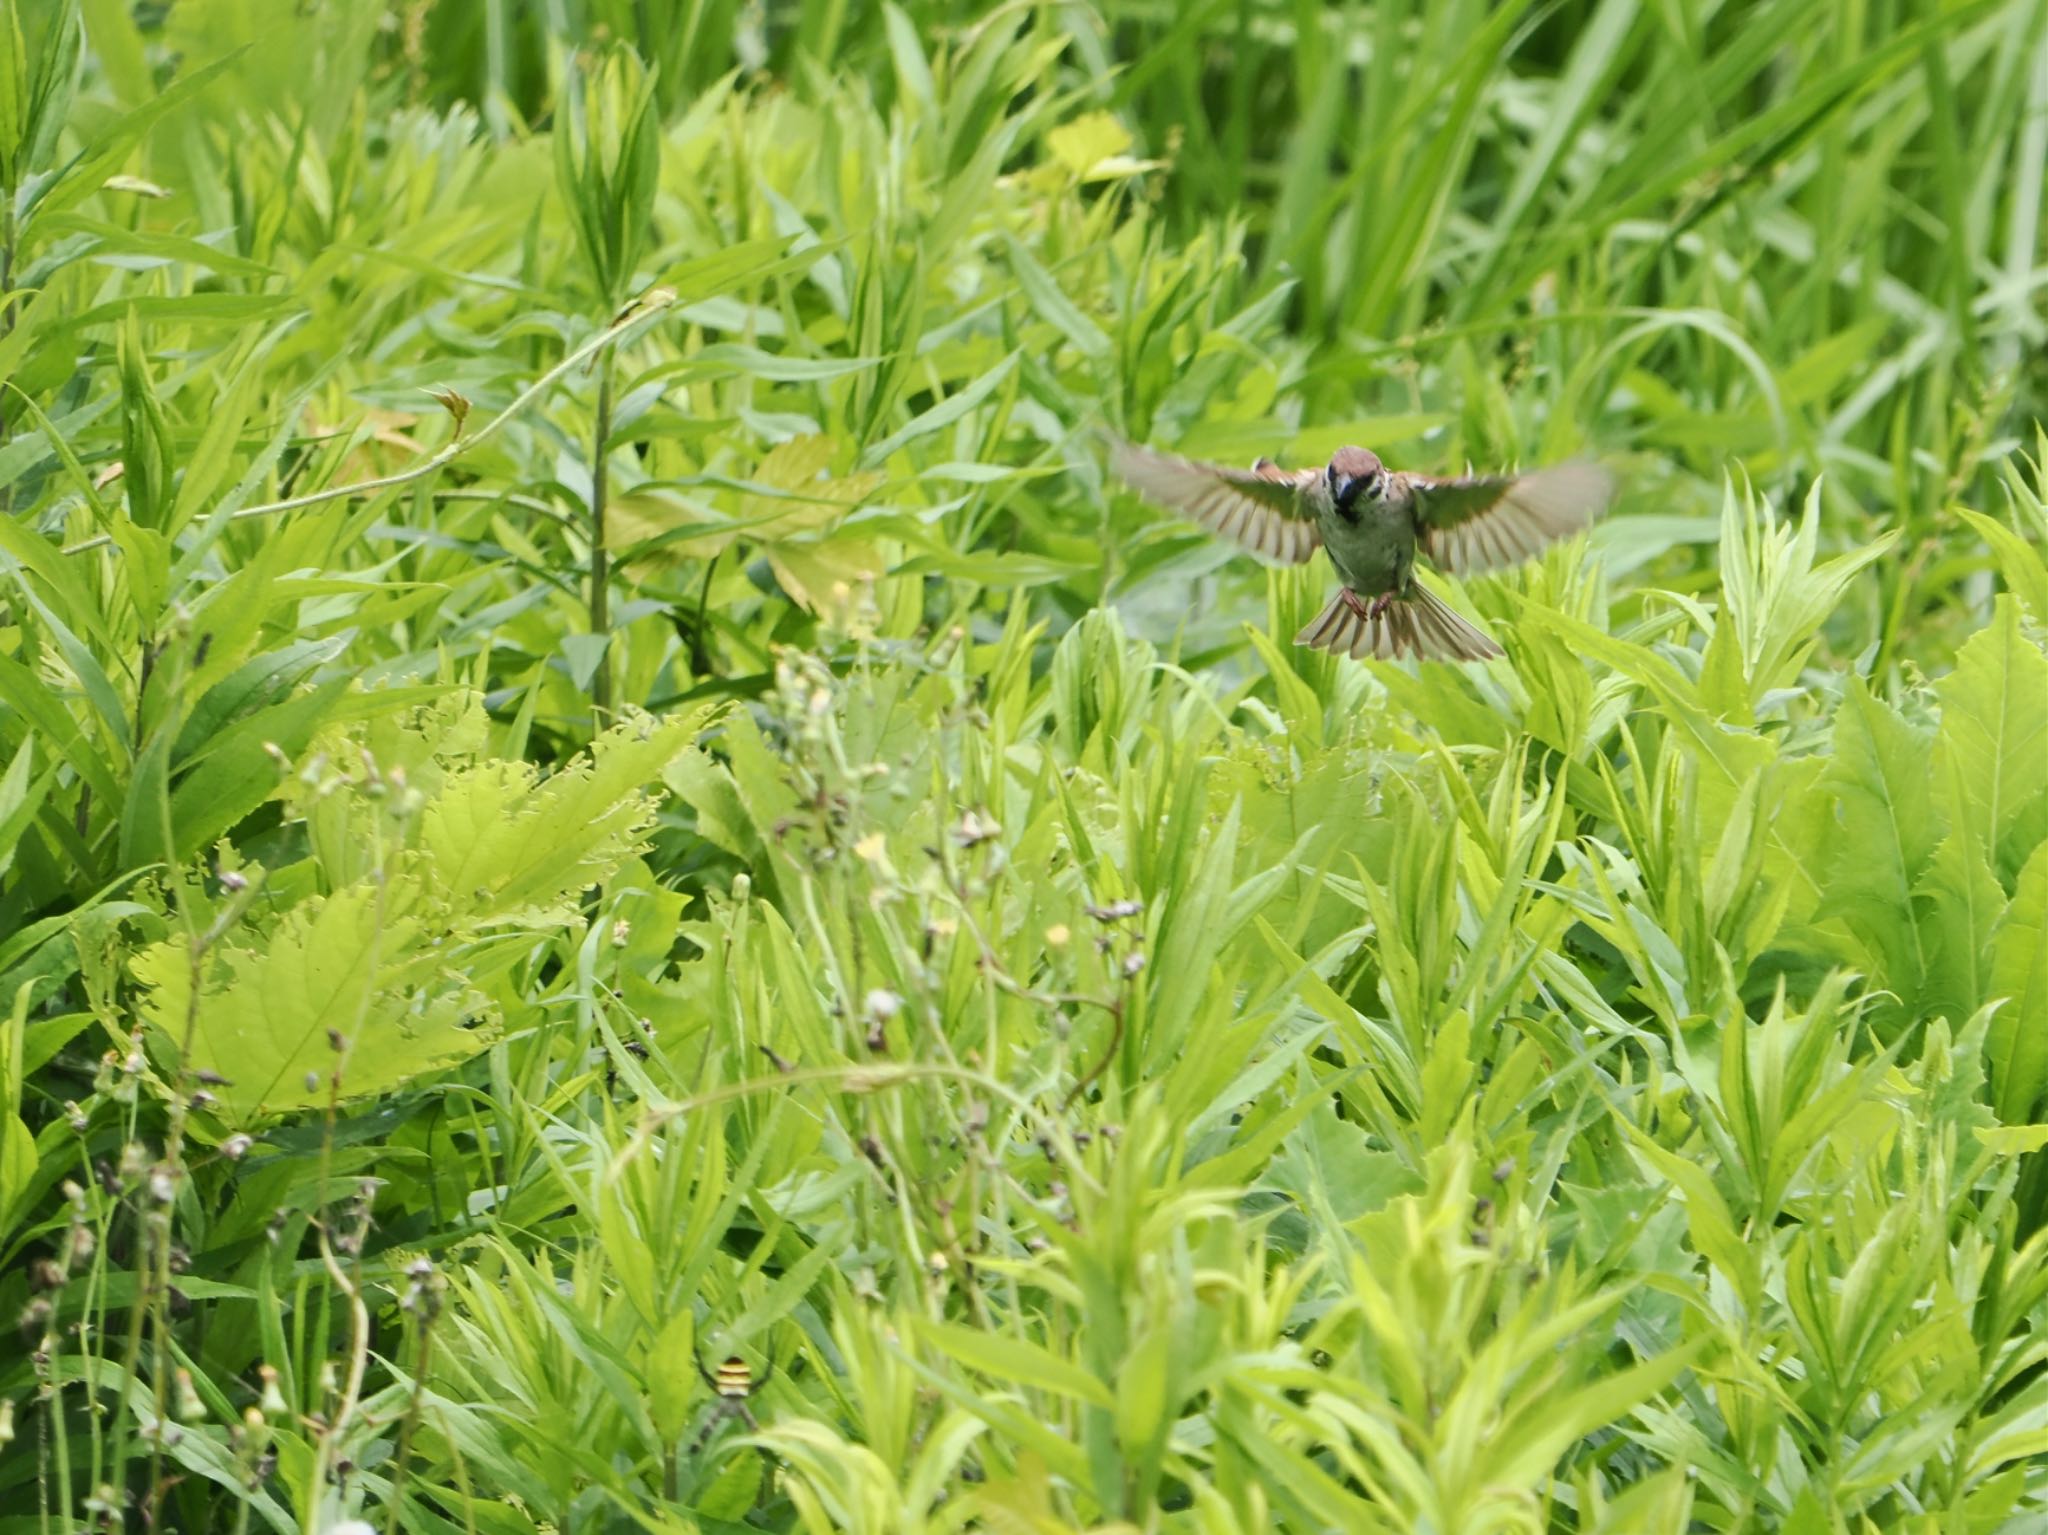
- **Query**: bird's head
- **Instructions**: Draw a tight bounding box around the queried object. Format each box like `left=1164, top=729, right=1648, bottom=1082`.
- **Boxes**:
left=1326, top=447, right=1385, bottom=520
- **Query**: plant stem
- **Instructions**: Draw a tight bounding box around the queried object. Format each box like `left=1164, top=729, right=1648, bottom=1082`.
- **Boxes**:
left=2, top=181, right=16, bottom=513
left=589, top=345, right=616, bottom=723
left=381, top=1294, right=441, bottom=1535
left=57, top=291, right=675, bottom=557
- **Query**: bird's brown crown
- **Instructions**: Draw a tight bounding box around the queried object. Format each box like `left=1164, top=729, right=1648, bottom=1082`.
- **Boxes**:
left=1328, top=446, right=1384, bottom=476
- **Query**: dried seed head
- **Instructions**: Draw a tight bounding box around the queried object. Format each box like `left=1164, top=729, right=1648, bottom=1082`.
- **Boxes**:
left=954, top=810, right=1002, bottom=847
left=1086, top=898, right=1144, bottom=923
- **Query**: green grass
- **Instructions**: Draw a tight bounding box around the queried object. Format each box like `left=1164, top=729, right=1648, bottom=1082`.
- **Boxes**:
left=2, top=0, right=2047, bottom=1530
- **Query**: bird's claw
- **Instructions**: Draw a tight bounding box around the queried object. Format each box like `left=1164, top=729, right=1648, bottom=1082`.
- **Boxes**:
left=1344, top=590, right=1397, bottom=621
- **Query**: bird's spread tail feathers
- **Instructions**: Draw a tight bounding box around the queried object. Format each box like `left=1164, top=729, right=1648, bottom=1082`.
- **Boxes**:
left=1295, top=584, right=1503, bottom=662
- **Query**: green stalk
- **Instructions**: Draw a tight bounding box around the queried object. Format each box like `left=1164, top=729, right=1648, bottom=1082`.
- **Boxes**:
left=1, top=181, right=16, bottom=512
left=589, top=346, right=616, bottom=724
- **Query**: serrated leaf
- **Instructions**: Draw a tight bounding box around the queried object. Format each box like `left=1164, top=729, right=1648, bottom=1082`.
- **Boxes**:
left=132, top=884, right=481, bottom=1117
left=1818, top=677, right=1937, bottom=992
left=419, top=709, right=712, bottom=923
left=1915, top=823, right=2007, bottom=1028
left=1933, top=596, right=2048, bottom=882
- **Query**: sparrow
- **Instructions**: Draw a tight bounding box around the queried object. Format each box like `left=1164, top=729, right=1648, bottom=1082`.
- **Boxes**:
left=1108, top=439, right=1614, bottom=662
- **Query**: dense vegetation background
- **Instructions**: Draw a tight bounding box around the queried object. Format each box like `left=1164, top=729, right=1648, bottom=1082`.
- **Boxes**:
left=2, top=1, right=2046, bottom=1530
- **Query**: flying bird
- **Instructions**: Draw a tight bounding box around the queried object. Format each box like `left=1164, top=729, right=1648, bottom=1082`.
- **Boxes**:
left=1108, top=439, right=1614, bottom=662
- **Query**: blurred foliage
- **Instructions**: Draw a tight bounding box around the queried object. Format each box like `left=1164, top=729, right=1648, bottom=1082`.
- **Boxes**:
left=0, top=0, right=2045, bottom=1531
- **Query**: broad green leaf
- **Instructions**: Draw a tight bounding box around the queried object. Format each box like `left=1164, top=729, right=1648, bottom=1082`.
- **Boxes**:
left=1934, top=596, right=2048, bottom=881
left=1915, top=822, right=2007, bottom=1028
left=131, top=883, right=476, bottom=1117
left=0, top=986, right=37, bottom=1230
left=1987, top=840, right=2048, bottom=1122
left=1818, top=678, right=1936, bottom=990
left=418, top=708, right=712, bottom=923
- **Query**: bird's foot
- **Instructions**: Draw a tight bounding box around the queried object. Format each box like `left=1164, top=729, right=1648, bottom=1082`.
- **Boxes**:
left=1341, top=589, right=1373, bottom=619
left=1366, top=591, right=1397, bottom=621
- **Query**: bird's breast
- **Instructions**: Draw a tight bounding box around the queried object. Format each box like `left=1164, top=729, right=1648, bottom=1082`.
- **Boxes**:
left=1320, top=506, right=1409, bottom=591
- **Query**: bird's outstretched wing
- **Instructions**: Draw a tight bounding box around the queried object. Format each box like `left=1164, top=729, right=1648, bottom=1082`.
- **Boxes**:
left=1108, top=438, right=1323, bottom=564
left=1409, top=463, right=1614, bottom=576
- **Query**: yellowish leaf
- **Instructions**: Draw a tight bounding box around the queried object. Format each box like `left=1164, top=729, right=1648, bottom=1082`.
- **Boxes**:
left=1047, top=111, right=1131, bottom=177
